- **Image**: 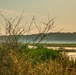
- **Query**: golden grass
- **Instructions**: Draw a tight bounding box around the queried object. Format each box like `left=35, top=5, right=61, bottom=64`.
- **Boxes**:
left=0, top=48, right=76, bottom=75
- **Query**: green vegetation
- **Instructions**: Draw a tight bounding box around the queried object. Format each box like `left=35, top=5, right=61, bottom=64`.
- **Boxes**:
left=41, top=43, right=76, bottom=47
left=0, top=44, right=76, bottom=75
left=27, top=47, right=61, bottom=61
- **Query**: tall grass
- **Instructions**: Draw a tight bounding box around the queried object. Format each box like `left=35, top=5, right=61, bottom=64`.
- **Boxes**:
left=0, top=45, right=76, bottom=75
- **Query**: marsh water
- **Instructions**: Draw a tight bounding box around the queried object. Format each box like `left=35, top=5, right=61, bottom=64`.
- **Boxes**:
left=18, top=33, right=76, bottom=44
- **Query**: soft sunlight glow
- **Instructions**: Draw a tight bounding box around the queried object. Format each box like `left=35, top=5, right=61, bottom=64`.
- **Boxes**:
left=0, top=0, right=76, bottom=34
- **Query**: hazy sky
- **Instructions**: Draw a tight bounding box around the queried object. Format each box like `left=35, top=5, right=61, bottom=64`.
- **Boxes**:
left=0, top=0, right=76, bottom=34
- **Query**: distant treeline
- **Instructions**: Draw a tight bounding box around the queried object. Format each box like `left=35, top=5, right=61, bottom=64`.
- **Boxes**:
left=0, top=33, right=76, bottom=44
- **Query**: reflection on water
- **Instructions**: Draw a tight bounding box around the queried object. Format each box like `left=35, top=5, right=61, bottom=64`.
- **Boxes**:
left=67, top=52, right=76, bottom=62
left=46, top=46, right=76, bottom=61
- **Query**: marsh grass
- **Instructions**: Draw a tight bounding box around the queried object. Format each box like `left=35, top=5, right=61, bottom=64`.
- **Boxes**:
left=0, top=45, right=76, bottom=75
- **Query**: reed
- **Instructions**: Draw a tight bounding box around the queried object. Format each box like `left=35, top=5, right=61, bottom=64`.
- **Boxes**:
left=0, top=46, right=76, bottom=75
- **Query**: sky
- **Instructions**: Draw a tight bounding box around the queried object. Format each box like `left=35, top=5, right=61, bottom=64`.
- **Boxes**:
left=0, top=0, right=76, bottom=34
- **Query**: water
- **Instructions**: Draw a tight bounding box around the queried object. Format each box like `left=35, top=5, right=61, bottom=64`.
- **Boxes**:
left=19, top=33, right=76, bottom=44
left=20, top=39, right=76, bottom=44
left=67, top=52, right=76, bottom=61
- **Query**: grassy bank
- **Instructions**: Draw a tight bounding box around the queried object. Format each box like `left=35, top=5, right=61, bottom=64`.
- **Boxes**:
left=37, top=43, right=76, bottom=47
